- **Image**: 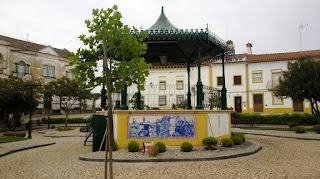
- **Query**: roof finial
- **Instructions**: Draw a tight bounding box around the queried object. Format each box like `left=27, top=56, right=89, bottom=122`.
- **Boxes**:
left=162, top=6, right=164, bottom=13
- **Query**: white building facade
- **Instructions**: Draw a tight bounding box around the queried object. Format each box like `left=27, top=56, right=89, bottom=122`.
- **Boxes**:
left=128, top=48, right=320, bottom=113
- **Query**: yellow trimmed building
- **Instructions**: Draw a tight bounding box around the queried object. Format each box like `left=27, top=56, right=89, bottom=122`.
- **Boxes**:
left=130, top=44, right=320, bottom=114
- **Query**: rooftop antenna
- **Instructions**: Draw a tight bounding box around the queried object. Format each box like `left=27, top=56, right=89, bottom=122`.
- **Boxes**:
left=299, top=24, right=308, bottom=51
left=226, top=25, right=228, bottom=41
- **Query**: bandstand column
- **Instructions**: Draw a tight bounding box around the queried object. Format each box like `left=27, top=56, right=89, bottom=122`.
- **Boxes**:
left=136, top=88, right=142, bottom=110
left=196, top=41, right=204, bottom=109
left=120, top=85, right=128, bottom=110
left=221, top=53, right=227, bottom=109
left=187, top=60, right=192, bottom=109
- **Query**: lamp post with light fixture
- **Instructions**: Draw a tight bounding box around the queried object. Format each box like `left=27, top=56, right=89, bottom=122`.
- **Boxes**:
left=22, top=74, right=45, bottom=139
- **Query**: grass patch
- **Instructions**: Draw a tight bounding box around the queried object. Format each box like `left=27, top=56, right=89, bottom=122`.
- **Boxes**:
left=241, top=127, right=314, bottom=132
left=0, top=136, right=28, bottom=143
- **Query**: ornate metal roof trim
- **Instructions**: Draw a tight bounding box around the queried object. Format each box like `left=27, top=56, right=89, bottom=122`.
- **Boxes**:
left=131, top=28, right=229, bottom=51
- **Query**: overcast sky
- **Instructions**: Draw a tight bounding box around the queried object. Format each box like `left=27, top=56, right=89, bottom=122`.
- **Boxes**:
left=1, top=0, right=319, bottom=55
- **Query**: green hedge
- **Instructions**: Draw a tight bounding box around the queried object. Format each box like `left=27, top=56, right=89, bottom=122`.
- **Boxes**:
left=238, top=113, right=317, bottom=125
left=41, top=117, right=89, bottom=124
left=3, top=131, right=27, bottom=137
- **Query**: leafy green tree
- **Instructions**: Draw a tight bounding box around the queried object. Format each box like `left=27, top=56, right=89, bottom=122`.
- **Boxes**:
left=68, top=6, right=149, bottom=178
left=43, top=77, right=91, bottom=127
left=0, top=78, right=39, bottom=128
left=276, top=57, right=320, bottom=122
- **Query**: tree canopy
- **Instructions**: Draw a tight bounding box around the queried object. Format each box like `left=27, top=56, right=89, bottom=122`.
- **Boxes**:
left=68, top=6, right=150, bottom=90
left=276, top=57, right=320, bottom=121
left=42, top=76, right=91, bottom=127
left=0, top=77, right=39, bottom=127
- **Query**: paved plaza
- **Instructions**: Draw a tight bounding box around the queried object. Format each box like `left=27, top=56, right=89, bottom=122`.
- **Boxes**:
left=0, top=129, right=320, bottom=178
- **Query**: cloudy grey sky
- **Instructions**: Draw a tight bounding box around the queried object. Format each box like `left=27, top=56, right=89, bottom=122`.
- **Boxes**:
left=1, top=0, right=319, bottom=55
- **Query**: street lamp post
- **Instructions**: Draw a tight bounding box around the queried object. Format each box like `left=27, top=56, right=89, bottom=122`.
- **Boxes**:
left=22, top=74, right=45, bottom=139
left=44, top=94, right=52, bottom=129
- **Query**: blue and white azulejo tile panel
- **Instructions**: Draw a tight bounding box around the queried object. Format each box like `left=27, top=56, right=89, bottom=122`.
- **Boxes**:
left=128, top=114, right=196, bottom=139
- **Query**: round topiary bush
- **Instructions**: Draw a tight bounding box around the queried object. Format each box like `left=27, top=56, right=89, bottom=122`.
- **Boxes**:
left=155, top=142, right=166, bottom=153
left=230, top=136, right=242, bottom=145
left=112, top=142, right=118, bottom=151
left=234, top=133, right=246, bottom=142
left=181, top=142, right=193, bottom=152
left=128, top=141, right=139, bottom=152
left=222, top=138, right=234, bottom=147
left=294, top=126, right=306, bottom=133
left=202, top=137, right=218, bottom=150
left=313, top=125, right=320, bottom=134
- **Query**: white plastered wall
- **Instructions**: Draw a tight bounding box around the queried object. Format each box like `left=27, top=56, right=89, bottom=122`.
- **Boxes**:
left=207, top=112, right=229, bottom=137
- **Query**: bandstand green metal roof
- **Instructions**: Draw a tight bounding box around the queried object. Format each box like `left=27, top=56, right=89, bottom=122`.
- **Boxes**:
left=148, top=7, right=178, bottom=31
left=135, top=7, right=232, bottom=64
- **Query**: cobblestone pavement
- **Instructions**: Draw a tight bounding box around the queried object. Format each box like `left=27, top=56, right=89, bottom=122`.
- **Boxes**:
left=1, top=130, right=320, bottom=178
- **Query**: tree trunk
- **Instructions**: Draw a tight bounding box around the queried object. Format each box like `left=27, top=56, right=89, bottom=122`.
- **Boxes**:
left=103, top=36, right=113, bottom=179
left=92, top=99, right=96, bottom=113
left=59, top=97, right=62, bottom=113
left=65, top=109, right=69, bottom=127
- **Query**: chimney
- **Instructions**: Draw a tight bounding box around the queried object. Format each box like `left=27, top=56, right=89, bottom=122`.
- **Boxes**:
left=226, top=40, right=234, bottom=50
left=246, top=42, right=252, bottom=55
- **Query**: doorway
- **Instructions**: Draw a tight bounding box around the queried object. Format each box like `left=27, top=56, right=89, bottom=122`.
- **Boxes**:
left=234, top=96, right=242, bottom=113
left=253, top=94, right=263, bottom=112
left=293, top=100, right=303, bottom=112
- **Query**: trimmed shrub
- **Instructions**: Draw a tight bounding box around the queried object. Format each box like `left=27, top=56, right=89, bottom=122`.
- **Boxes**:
left=222, top=138, right=234, bottom=147
left=238, top=113, right=317, bottom=125
left=155, top=142, right=166, bottom=153
left=313, top=125, right=320, bottom=134
left=230, top=136, right=242, bottom=145
left=112, top=142, right=118, bottom=151
left=3, top=131, right=26, bottom=137
left=233, top=133, right=245, bottom=142
left=149, top=145, right=159, bottom=157
left=3, top=131, right=15, bottom=136
left=181, top=142, right=193, bottom=152
left=202, top=137, right=218, bottom=150
left=294, top=126, right=306, bottom=133
left=41, top=117, right=88, bottom=124
left=128, top=141, right=139, bottom=152
left=50, top=125, right=56, bottom=129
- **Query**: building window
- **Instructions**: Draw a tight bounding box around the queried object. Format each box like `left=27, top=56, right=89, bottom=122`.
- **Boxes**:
left=17, top=61, right=29, bottom=78
left=272, top=70, right=282, bottom=88
left=176, top=95, right=184, bottom=105
left=252, top=70, right=263, bottom=83
left=66, top=70, right=74, bottom=80
left=49, top=66, right=55, bottom=77
left=234, top=75, right=242, bottom=85
left=217, top=76, right=223, bottom=86
left=159, top=81, right=166, bottom=90
left=177, top=80, right=183, bottom=90
left=272, top=93, right=283, bottom=105
left=43, top=65, right=48, bottom=76
left=159, top=95, right=166, bottom=106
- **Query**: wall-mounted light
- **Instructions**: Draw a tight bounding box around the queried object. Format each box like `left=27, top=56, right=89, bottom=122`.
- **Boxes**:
left=160, top=55, right=168, bottom=64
